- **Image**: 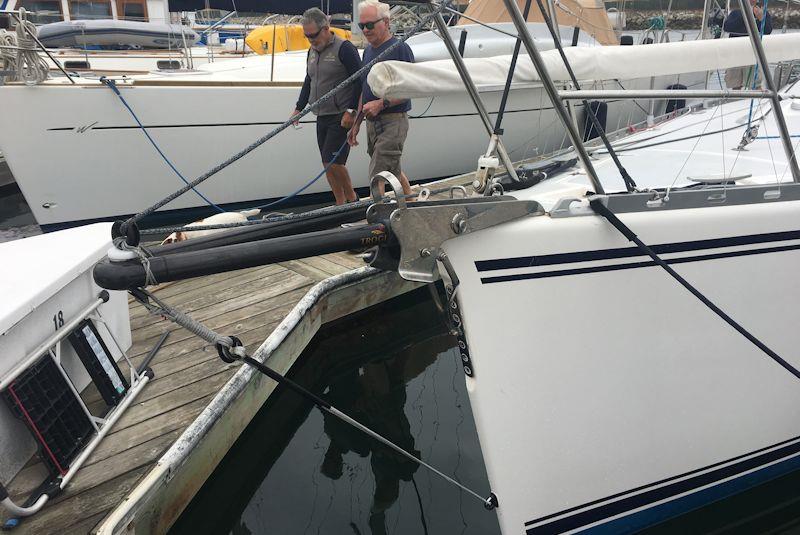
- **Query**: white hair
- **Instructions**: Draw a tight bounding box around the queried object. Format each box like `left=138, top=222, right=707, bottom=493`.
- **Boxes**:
left=358, top=0, right=390, bottom=19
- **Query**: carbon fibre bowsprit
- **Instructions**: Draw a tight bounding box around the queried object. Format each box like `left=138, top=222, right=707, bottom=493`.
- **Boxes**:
left=93, top=223, right=390, bottom=290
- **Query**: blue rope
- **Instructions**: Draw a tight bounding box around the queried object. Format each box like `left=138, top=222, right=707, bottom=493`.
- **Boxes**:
left=100, top=77, right=225, bottom=213
left=744, top=0, right=770, bottom=129
left=102, top=76, right=355, bottom=216
left=254, top=138, right=350, bottom=210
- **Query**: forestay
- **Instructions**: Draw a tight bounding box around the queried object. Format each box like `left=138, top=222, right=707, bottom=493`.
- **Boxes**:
left=368, top=33, right=800, bottom=99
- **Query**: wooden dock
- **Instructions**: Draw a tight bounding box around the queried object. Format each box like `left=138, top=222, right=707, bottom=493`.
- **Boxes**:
left=0, top=170, right=482, bottom=533
left=0, top=252, right=368, bottom=534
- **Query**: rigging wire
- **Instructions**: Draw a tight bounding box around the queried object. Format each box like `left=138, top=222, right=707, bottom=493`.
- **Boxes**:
left=664, top=96, right=724, bottom=198
left=130, top=286, right=500, bottom=511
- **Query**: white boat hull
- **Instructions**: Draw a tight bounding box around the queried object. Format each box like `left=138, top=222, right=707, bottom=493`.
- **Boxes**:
left=0, top=71, right=703, bottom=230
left=443, top=196, right=800, bottom=533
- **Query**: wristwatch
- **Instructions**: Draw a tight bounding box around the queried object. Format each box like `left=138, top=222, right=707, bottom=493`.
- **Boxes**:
left=346, top=108, right=356, bottom=116
left=382, top=98, right=391, bottom=109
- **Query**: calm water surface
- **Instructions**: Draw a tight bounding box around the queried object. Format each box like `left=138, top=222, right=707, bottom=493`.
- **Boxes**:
left=173, top=289, right=501, bottom=535
left=0, top=178, right=41, bottom=243
left=173, top=289, right=800, bottom=535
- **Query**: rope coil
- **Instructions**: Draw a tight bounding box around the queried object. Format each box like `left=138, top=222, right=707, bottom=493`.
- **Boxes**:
left=0, top=11, right=48, bottom=85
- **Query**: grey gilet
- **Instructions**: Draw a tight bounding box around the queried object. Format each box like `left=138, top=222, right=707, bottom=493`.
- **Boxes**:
left=307, top=34, right=356, bottom=116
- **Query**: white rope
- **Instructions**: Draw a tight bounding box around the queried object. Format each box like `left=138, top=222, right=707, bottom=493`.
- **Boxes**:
left=0, top=12, right=48, bottom=85
left=113, top=237, right=158, bottom=287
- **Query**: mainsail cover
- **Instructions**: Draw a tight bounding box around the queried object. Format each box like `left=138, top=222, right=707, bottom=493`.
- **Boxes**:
left=368, top=33, right=800, bottom=99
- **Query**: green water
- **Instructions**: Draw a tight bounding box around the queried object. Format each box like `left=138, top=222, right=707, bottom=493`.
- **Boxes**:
left=173, top=288, right=800, bottom=535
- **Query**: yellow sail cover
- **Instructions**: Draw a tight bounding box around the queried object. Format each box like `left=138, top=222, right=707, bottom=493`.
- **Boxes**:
left=246, top=25, right=352, bottom=54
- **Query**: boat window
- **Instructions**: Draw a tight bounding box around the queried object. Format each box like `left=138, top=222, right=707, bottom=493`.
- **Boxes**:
left=69, top=0, right=112, bottom=20
left=116, top=0, right=147, bottom=21
left=19, top=0, right=63, bottom=24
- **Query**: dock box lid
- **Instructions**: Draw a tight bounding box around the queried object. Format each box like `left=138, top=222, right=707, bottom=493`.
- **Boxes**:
left=0, top=223, right=113, bottom=335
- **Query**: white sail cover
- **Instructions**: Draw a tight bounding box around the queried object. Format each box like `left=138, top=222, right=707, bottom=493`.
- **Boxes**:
left=368, top=33, right=800, bottom=99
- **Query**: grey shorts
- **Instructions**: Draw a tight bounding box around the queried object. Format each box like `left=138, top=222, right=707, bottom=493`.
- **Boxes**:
left=366, top=112, right=409, bottom=180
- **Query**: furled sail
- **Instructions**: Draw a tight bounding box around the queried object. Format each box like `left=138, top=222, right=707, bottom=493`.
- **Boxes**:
left=368, top=33, right=800, bottom=99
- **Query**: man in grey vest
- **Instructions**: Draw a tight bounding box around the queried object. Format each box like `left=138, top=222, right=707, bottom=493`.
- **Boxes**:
left=292, top=8, right=361, bottom=204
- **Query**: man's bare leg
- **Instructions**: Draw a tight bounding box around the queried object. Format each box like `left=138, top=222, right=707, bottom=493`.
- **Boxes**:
left=325, top=166, right=346, bottom=205
left=376, top=171, right=413, bottom=197
left=398, top=171, right=413, bottom=196
left=331, top=164, right=358, bottom=202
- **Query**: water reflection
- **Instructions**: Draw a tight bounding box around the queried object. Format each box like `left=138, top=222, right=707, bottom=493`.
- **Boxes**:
left=0, top=184, right=41, bottom=243
left=172, top=287, right=501, bottom=535
left=320, top=336, right=448, bottom=534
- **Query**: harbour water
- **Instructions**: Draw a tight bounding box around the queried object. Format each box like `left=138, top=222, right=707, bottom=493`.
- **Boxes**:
left=171, top=288, right=800, bottom=535
left=0, top=182, right=40, bottom=243
left=171, top=288, right=502, bottom=535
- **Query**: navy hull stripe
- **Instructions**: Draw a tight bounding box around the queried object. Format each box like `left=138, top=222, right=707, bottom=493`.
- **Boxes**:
left=475, top=229, right=800, bottom=272
left=525, top=436, right=800, bottom=534
left=480, top=243, right=800, bottom=284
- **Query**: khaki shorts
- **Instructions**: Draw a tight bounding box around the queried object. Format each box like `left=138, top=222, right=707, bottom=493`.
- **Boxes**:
left=724, top=66, right=754, bottom=89
left=366, top=112, right=409, bottom=180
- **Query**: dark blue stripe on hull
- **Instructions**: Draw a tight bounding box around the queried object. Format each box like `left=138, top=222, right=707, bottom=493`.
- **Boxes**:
left=476, top=230, right=800, bottom=272
left=481, top=243, right=800, bottom=284
left=580, top=454, right=800, bottom=534
left=526, top=438, right=800, bottom=534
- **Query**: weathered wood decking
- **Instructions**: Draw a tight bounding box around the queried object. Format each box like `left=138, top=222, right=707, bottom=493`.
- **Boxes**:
left=0, top=252, right=366, bottom=534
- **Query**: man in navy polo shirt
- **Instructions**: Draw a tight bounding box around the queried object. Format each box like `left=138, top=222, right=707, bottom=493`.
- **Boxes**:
left=347, top=0, right=414, bottom=196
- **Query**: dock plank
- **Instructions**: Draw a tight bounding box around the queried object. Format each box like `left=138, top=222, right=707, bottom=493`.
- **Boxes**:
left=79, top=286, right=312, bottom=409
left=129, top=265, right=292, bottom=330
left=126, top=284, right=313, bottom=360
left=15, top=466, right=151, bottom=534
left=0, top=256, right=329, bottom=533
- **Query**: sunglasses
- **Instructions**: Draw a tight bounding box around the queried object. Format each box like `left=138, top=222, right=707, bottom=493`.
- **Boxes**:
left=304, top=27, right=325, bottom=39
left=358, top=19, right=384, bottom=30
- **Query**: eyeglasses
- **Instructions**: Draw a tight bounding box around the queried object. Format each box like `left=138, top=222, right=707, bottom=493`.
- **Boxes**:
left=304, top=27, right=325, bottom=39
left=358, top=18, right=384, bottom=30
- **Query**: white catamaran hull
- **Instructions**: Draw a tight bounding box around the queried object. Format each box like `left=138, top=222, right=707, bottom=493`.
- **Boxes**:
left=0, top=71, right=702, bottom=231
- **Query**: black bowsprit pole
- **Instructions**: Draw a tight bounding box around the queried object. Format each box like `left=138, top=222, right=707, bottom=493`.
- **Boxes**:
left=589, top=197, right=800, bottom=381
left=94, top=224, right=390, bottom=290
